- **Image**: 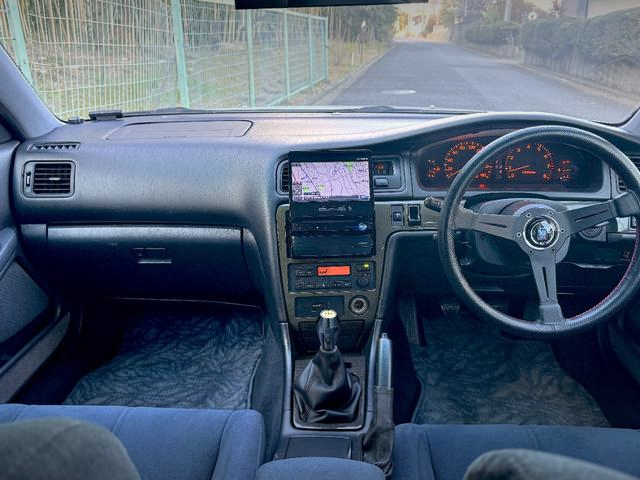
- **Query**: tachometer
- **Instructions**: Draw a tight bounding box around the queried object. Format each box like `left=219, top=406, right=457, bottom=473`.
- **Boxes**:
left=444, top=141, right=493, bottom=182
left=504, top=143, right=554, bottom=183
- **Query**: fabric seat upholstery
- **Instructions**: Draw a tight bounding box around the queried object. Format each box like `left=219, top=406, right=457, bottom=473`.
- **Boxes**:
left=0, top=404, right=264, bottom=480
left=256, top=458, right=385, bottom=480
left=393, top=424, right=640, bottom=480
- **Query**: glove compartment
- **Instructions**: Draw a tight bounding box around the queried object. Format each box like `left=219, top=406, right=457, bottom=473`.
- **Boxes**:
left=39, top=225, right=255, bottom=300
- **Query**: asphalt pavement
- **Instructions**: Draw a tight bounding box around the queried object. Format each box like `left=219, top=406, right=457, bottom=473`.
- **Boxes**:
left=327, top=40, right=637, bottom=123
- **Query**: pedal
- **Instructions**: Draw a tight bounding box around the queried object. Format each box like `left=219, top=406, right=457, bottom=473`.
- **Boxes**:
left=440, top=298, right=461, bottom=317
left=489, top=298, right=509, bottom=314
left=398, top=295, right=421, bottom=345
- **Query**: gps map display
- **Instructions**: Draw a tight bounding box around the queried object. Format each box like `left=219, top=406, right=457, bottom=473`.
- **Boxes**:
left=291, top=161, right=371, bottom=202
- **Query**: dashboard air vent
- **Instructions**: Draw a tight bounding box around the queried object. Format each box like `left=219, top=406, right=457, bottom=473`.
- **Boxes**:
left=29, top=142, right=80, bottom=152
left=279, top=162, right=290, bottom=193
left=24, top=162, right=75, bottom=197
left=618, top=156, right=640, bottom=192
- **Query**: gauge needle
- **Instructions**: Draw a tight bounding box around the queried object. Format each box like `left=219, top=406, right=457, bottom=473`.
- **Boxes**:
left=508, top=165, right=531, bottom=173
left=446, top=169, right=461, bottom=179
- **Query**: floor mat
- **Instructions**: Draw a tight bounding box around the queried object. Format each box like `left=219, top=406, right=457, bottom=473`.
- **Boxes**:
left=65, top=305, right=264, bottom=409
left=411, top=314, right=609, bottom=426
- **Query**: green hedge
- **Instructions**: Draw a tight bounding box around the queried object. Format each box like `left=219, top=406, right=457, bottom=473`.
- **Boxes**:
left=520, top=17, right=582, bottom=58
left=520, top=7, right=640, bottom=63
left=577, top=8, right=640, bottom=63
left=465, top=21, right=520, bottom=45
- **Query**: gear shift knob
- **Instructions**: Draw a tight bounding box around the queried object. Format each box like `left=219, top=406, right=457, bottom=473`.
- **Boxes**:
left=317, top=309, right=341, bottom=352
left=293, top=308, right=361, bottom=423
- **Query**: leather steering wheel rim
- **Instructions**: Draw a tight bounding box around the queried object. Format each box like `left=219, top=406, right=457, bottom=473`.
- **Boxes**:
left=438, top=125, right=640, bottom=338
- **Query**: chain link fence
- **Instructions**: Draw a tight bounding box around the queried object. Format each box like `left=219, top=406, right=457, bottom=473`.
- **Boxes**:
left=0, top=1, right=15, bottom=60
left=0, top=0, right=328, bottom=118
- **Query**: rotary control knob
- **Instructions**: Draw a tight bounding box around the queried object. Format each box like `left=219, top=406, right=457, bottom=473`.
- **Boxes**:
left=357, top=275, right=369, bottom=288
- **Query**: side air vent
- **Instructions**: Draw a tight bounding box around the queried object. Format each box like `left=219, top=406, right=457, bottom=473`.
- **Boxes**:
left=23, top=162, right=75, bottom=197
left=618, top=156, right=640, bottom=192
left=29, top=142, right=80, bottom=152
left=278, top=162, right=290, bottom=194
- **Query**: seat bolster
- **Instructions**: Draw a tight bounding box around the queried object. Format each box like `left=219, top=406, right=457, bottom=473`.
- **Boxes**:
left=0, top=404, right=264, bottom=480
left=0, top=417, right=141, bottom=480
left=393, top=424, right=437, bottom=480
left=212, top=409, right=265, bottom=480
left=393, top=424, right=640, bottom=480
left=465, top=449, right=639, bottom=480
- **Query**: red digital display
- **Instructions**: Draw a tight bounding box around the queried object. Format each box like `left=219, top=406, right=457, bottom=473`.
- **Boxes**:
left=317, top=266, right=351, bottom=277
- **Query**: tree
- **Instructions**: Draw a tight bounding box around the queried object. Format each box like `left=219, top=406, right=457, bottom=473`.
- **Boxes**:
left=439, top=0, right=458, bottom=26
left=424, top=14, right=437, bottom=35
left=549, top=0, right=564, bottom=18
left=324, top=6, right=398, bottom=43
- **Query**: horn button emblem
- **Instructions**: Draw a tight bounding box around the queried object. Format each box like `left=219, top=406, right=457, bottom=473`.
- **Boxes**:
left=524, top=216, right=559, bottom=249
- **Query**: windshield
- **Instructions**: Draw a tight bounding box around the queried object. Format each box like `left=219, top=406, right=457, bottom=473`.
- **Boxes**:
left=0, top=0, right=638, bottom=122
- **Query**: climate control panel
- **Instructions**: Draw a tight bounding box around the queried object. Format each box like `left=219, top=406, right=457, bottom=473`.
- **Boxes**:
left=288, top=262, right=376, bottom=292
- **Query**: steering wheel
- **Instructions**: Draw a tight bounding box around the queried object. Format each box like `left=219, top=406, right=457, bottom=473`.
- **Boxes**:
left=438, top=125, right=640, bottom=338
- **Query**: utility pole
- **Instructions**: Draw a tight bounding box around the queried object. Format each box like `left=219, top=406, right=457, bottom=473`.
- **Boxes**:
left=504, top=0, right=513, bottom=21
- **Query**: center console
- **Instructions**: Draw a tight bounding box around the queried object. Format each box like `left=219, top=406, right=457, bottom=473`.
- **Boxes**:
left=278, top=151, right=380, bottom=352
left=274, top=150, right=438, bottom=468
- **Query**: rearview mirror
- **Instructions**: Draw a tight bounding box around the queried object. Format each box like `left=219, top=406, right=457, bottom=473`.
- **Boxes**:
left=236, top=0, right=426, bottom=9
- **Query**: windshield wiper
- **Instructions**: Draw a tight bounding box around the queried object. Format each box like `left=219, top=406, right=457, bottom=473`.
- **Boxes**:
left=331, top=105, right=484, bottom=115
left=87, top=107, right=207, bottom=120
left=88, top=109, right=124, bottom=121
left=86, top=105, right=485, bottom=119
left=124, top=107, right=217, bottom=116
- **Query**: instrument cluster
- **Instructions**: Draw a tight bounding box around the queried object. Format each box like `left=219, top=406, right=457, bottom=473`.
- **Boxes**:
left=417, top=135, right=598, bottom=191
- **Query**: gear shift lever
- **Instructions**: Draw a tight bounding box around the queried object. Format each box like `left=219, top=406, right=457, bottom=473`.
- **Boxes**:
left=317, top=309, right=341, bottom=351
left=293, top=309, right=361, bottom=423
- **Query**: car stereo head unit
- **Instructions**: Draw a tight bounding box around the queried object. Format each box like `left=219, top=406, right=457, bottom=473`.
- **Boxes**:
left=288, top=150, right=373, bottom=220
left=287, top=151, right=375, bottom=258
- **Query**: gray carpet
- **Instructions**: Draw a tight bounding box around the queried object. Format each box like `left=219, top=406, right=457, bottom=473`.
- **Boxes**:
left=65, top=305, right=264, bottom=409
left=411, top=315, right=609, bottom=426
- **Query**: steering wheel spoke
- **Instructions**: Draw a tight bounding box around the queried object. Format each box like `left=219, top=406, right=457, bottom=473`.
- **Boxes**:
left=529, top=250, right=565, bottom=324
left=562, top=192, right=640, bottom=235
left=454, top=206, right=519, bottom=241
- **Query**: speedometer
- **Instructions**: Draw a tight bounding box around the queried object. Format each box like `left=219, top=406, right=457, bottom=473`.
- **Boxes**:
left=504, top=143, right=554, bottom=183
left=444, top=141, right=493, bottom=183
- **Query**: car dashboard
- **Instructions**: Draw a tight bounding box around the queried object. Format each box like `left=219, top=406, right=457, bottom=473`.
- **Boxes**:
left=10, top=110, right=640, bottom=353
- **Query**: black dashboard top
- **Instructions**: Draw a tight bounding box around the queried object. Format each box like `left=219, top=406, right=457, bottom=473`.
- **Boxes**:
left=10, top=109, right=640, bottom=324
left=13, top=111, right=640, bottom=227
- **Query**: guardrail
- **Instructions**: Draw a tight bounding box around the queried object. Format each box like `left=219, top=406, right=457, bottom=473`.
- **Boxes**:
left=0, top=0, right=328, bottom=118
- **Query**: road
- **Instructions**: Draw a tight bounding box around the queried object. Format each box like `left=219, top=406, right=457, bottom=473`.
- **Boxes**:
left=328, top=40, right=637, bottom=123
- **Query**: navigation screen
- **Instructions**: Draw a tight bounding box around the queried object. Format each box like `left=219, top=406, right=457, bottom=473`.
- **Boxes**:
left=291, top=161, right=371, bottom=202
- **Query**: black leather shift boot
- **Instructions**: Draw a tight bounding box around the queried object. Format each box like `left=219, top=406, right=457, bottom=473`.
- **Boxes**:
left=293, top=348, right=361, bottom=423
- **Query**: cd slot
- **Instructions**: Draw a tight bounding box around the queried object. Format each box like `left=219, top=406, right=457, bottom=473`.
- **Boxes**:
left=288, top=233, right=374, bottom=258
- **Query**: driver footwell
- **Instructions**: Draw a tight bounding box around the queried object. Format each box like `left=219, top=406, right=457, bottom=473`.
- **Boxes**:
left=64, top=304, right=264, bottom=409
left=411, top=314, right=609, bottom=426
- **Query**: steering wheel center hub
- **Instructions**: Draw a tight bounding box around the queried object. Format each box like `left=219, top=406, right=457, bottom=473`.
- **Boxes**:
left=524, top=216, right=559, bottom=249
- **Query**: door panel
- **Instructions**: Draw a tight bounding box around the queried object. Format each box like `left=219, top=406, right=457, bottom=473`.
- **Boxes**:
left=0, top=131, right=60, bottom=400
left=0, top=254, right=49, bottom=343
left=0, top=137, right=50, bottom=344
